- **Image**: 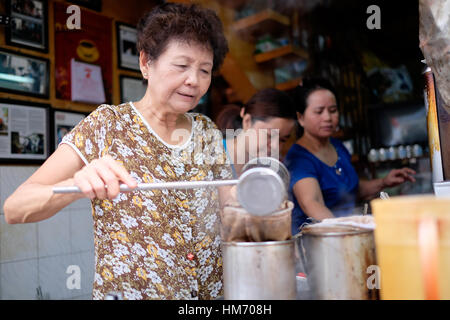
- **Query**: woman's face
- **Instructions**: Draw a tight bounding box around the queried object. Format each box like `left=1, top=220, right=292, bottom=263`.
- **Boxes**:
left=243, top=115, right=296, bottom=159
left=298, top=89, right=339, bottom=139
left=141, top=40, right=213, bottom=114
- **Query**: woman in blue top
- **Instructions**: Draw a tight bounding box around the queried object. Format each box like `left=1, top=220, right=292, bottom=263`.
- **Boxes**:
left=285, top=78, right=416, bottom=234
left=216, top=88, right=297, bottom=178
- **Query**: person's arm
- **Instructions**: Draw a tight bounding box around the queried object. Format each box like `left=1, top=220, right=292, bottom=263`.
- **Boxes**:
left=358, top=167, right=416, bottom=201
left=292, top=177, right=334, bottom=221
left=3, top=144, right=136, bottom=224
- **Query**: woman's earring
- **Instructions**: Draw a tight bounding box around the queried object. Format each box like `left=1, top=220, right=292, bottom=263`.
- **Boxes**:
left=143, top=72, right=148, bottom=78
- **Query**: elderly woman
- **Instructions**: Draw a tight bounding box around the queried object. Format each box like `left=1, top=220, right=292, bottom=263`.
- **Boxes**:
left=4, top=3, right=232, bottom=300
left=286, top=78, right=416, bottom=235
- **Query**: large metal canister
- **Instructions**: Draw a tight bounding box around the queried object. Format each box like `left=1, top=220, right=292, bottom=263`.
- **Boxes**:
left=222, top=239, right=297, bottom=300
left=295, top=225, right=378, bottom=300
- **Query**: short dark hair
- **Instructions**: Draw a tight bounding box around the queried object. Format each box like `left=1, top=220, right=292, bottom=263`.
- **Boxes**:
left=291, top=77, right=339, bottom=138
left=291, top=77, right=338, bottom=114
left=244, top=88, right=297, bottom=122
left=137, top=3, right=228, bottom=72
left=215, top=103, right=243, bottom=134
left=216, top=88, right=297, bottom=132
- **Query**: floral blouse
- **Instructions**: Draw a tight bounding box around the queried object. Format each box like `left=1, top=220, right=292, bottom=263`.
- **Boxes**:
left=61, top=102, right=232, bottom=300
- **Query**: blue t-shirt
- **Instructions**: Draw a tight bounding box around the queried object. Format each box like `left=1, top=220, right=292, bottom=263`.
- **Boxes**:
left=285, top=138, right=359, bottom=234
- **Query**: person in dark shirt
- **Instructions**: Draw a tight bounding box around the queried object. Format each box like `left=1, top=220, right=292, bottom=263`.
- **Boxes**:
left=285, top=78, right=416, bottom=234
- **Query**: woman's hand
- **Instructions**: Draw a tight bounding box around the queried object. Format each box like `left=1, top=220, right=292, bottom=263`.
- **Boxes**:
left=382, top=167, right=416, bottom=188
left=73, top=155, right=137, bottom=200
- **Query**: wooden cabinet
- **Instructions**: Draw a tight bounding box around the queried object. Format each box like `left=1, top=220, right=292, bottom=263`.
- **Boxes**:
left=232, top=9, right=290, bottom=41
left=231, top=7, right=308, bottom=91
left=254, top=44, right=308, bottom=67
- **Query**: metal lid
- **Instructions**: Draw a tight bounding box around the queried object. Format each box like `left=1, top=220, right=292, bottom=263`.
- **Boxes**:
left=300, top=225, right=372, bottom=237
left=221, top=238, right=295, bottom=247
left=237, top=167, right=286, bottom=216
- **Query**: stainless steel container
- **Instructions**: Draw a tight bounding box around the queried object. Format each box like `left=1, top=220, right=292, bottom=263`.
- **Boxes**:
left=222, top=239, right=297, bottom=300
left=295, top=225, right=378, bottom=300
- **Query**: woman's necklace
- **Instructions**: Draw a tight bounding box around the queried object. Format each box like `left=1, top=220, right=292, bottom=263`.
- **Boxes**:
left=299, top=138, right=342, bottom=175
left=333, top=157, right=342, bottom=175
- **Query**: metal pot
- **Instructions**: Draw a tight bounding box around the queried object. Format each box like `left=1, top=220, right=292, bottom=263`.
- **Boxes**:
left=294, top=225, right=378, bottom=300
left=222, top=239, right=297, bottom=300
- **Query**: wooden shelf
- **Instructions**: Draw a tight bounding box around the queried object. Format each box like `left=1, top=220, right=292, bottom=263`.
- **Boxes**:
left=254, top=44, right=308, bottom=68
left=232, top=9, right=290, bottom=41
left=275, top=77, right=302, bottom=91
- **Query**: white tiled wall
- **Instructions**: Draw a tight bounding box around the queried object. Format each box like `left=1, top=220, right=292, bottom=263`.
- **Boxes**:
left=0, top=165, right=95, bottom=300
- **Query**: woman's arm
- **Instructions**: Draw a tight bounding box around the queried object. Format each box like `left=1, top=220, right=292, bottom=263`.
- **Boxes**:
left=358, top=178, right=384, bottom=201
left=358, top=167, right=416, bottom=201
left=4, top=145, right=85, bottom=224
left=3, top=144, right=136, bottom=224
left=292, top=177, right=334, bottom=221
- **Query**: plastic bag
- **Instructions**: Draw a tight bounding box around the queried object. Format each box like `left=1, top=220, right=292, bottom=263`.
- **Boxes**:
left=419, top=0, right=450, bottom=109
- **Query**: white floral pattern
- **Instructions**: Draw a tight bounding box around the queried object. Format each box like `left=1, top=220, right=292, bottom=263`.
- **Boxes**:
left=62, top=102, right=232, bottom=300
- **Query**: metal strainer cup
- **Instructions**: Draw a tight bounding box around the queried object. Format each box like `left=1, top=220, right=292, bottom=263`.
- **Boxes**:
left=237, top=157, right=290, bottom=216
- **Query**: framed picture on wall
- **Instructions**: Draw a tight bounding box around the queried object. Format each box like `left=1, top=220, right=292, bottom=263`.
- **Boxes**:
left=116, top=22, right=140, bottom=71
left=120, top=75, right=147, bottom=103
left=0, top=100, right=50, bottom=163
left=67, top=0, right=102, bottom=12
left=5, top=0, right=49, bottom=52
left=0, top=48, right=49, bottom=98
left=51, top=109, right=87, bottom=151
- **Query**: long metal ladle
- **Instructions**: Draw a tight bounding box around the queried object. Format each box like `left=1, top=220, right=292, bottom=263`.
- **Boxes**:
left=53, top=161, right=288, bottom=216
left=53, top=179, right=239, bottom=193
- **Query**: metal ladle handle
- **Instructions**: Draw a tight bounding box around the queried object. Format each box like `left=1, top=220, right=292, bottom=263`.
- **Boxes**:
left=52, top=179, right=240, bottom=194
left=53, top=165, right=287, bottom=216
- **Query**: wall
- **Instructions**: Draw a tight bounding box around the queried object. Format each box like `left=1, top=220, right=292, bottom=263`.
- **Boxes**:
left=0, top=0, right=157, bottom=300
left=0, top=165, right=94, bottom=299
left=0, top=0, right=156, bottom=112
